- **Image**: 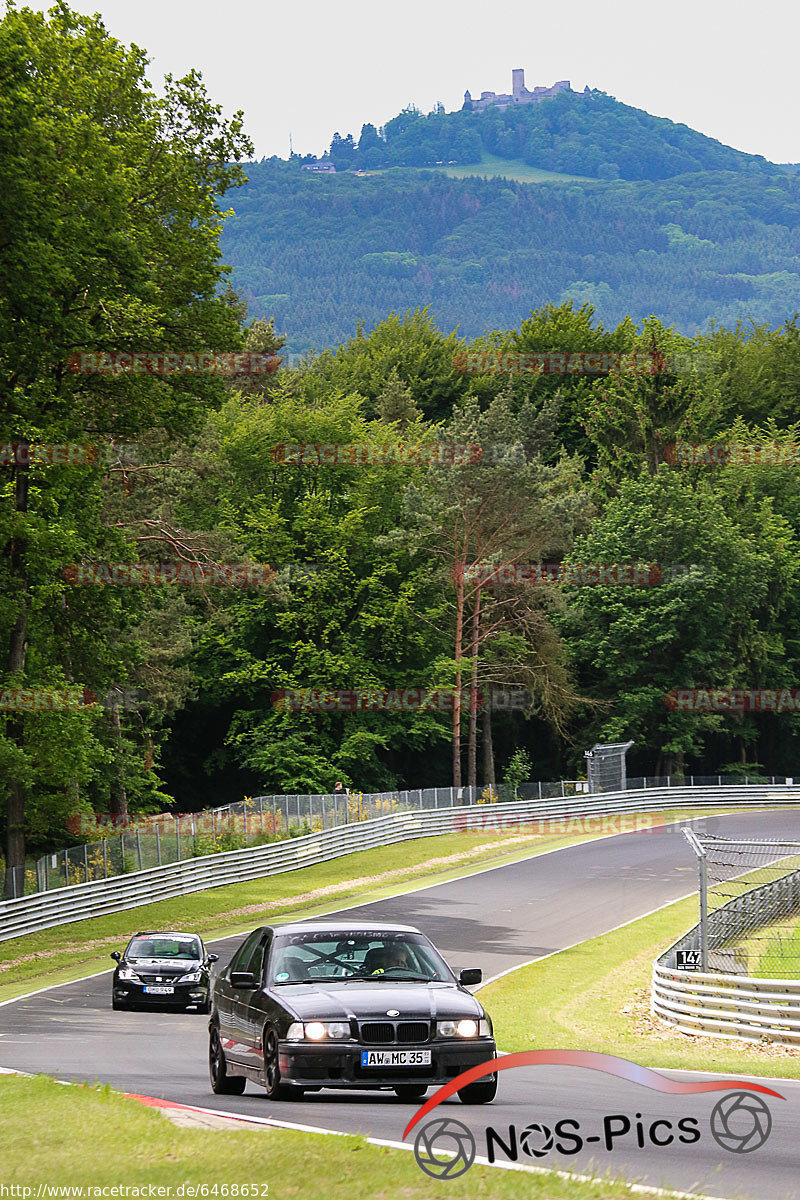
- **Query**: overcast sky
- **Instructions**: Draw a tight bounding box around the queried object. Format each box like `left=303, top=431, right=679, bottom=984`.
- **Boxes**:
left=13, top=0, right=800, bottom=164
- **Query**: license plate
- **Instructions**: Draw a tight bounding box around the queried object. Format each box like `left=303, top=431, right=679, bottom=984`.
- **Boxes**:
left=360, top=1049, right=431, bottom=1068
left=144, top=986, right=174, bottom=995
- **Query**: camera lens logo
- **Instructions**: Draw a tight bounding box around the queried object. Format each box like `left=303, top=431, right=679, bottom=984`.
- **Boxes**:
left=414, top=1117, right=476, bottom=1179
left=710, top=1092, right=772, bottom=1153
left=520, top=1122, right=554, bottom=1158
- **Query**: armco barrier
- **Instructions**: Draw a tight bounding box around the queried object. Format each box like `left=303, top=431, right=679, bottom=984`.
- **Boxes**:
left=3, top=784, right=800, bottom=944
left=652, top=962, right=800, bottom=1046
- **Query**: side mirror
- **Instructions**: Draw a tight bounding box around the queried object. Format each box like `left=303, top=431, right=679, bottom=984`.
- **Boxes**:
left=230, top=971, right=258, bottom=990
left=207, top=953, right=219, bottom=964
left=459, top=968, right=482, bottom=987
left=111, top=951, right=121, bottom=962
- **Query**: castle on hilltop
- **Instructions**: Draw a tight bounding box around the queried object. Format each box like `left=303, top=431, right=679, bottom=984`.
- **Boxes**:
left=464, top=68, right=588, bottom=113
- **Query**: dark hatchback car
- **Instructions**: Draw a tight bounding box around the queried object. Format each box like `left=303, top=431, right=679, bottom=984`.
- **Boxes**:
left=111, top=930, right=218, bottom=1012
left=209, top=920, right=497, bottom=1103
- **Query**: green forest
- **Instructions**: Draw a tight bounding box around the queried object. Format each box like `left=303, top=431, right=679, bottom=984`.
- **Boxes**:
left=3, top=4, right=800, bottom=890
left=223, top=161, right=800, bottom=356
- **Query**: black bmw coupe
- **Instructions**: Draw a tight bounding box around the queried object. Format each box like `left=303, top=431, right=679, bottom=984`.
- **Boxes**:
left=208, top=920, right=498, bottom=1103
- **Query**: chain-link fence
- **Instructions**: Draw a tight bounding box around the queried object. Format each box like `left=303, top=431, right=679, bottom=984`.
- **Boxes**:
left=30, top=786, right=482, bottom=895
left=681, top=831, right=800, bottom=977
left=585, top=741, right=634, bottom=791
left=20, top=773, right=799, bottom=898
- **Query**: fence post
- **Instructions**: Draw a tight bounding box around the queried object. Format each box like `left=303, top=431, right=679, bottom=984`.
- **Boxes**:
left=560, top=780, right=565, bottom=798
left=538, top=781, right=542, bottom=800
left=119, top=834, right=125, bottom=873
left=176, top=820, right=181, bottom=861
left=718, top=776, right=722, bottom=786
left=690, top=775, right=694, bottom=786
left=103, top=838, right=108, bottom=879
left=699, top=852, right=709, bottom=971
left=136, top=830, right=143, bottom=871
left=83, top=844, right=90, bottom=883
left=243, top=803, right=248, bottom=836
left=156, top=826, right=162, bottom=867
left=64, top=849, right=69, bottom=886
left=260, top=796, right=264, bottom=832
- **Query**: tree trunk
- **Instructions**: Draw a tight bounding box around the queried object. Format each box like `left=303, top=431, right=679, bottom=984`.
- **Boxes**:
left=452, top=563, right=465, bottom=788
left=4, top=447, right=30, bottom=898
left=467, top=587, right=482, bottom=791
left=108, top=696, right=129, bottom=820
left=482, top=701, right=495, bottom=787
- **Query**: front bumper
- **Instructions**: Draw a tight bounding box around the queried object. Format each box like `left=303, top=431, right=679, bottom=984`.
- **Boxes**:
left=278, top=1038, right=497, bottom=1088
left=113, top=981, right=208, bottom=1007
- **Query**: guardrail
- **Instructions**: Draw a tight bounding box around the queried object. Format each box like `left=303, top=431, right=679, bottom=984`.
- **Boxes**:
left=3, top=783, right=799, bottom=945
left=652, top=853, right=800, bottom=1045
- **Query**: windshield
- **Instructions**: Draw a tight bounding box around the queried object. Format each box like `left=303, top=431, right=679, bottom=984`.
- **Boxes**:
left=126, top=936, right=202, bottom=961
left=269, top=930, right=454, bottom=984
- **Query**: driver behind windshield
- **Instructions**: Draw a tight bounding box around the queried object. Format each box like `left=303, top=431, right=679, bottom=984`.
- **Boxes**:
left=365, top=940, right=414, bottom=974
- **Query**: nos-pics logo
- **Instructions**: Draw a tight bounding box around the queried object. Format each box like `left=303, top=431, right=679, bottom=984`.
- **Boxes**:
left=404, top=1051, right=783, bottom=1180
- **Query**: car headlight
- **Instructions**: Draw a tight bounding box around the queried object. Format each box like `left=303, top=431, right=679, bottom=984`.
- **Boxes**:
left=177, top=971, right=203, bottom=984
left=117, top=968, right=141, bottom=982
left=286, top=1021, right=349, bottom=1040
left=437, top=1018, right=490, bottom=1038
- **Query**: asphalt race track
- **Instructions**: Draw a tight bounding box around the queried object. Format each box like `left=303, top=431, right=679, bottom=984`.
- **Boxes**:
left=3, top=811, right=800, bottom=1199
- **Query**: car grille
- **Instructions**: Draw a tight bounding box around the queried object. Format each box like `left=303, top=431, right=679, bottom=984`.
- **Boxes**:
left=359, top=1020, right=430, bottom=1044
left=137, top=974, right=183, bottom=984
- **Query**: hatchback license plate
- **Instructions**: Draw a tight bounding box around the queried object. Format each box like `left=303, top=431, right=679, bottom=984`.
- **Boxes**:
left=144, top=986, right=174, bottom=995
left=360, top=1049, right=431, bottom=1067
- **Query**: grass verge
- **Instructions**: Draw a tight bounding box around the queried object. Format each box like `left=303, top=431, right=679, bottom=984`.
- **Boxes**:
left=0, top=1073, right=670, bottom=1198
left=480, top=895, right=800, bottom=1079
left=0, top=806, right=782, bottom=1004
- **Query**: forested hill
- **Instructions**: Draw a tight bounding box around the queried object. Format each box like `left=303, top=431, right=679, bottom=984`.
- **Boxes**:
left=325, top=90, right=781, bottom=182
left=221, top=160, right=800, bottom=357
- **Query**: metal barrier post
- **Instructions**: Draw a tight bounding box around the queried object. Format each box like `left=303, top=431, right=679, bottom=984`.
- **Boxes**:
left=259, top=796, right=264, bottom=832
left=83, top=844, right=90, bottom=883
left=156, top=826, right=161, bottom=866
left=136, top=831, right=142, bottom=871
left=103, top=838, right=108, bottom=878
left=64, top=849, right=69, bottom=886
left=683, top=827, right=709, bottom=971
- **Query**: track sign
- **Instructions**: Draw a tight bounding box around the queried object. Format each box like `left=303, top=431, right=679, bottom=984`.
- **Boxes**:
left=676, top=950, right=701, bottom=970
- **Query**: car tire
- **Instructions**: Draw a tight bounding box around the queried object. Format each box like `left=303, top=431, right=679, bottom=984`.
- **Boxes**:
left=111, top=998, right=128, bottom=1011
left=262, top=1025, right=291, bottom=1100
left=209, top=1027, right=246, bottom=1095
left=458, top=1073, right=497, bottom=1104
left=394, top=1085, right=428, bottom=1101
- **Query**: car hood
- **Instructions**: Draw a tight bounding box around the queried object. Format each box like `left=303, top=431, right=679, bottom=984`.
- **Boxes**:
left=272, top=982, right=484, bottom=1021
